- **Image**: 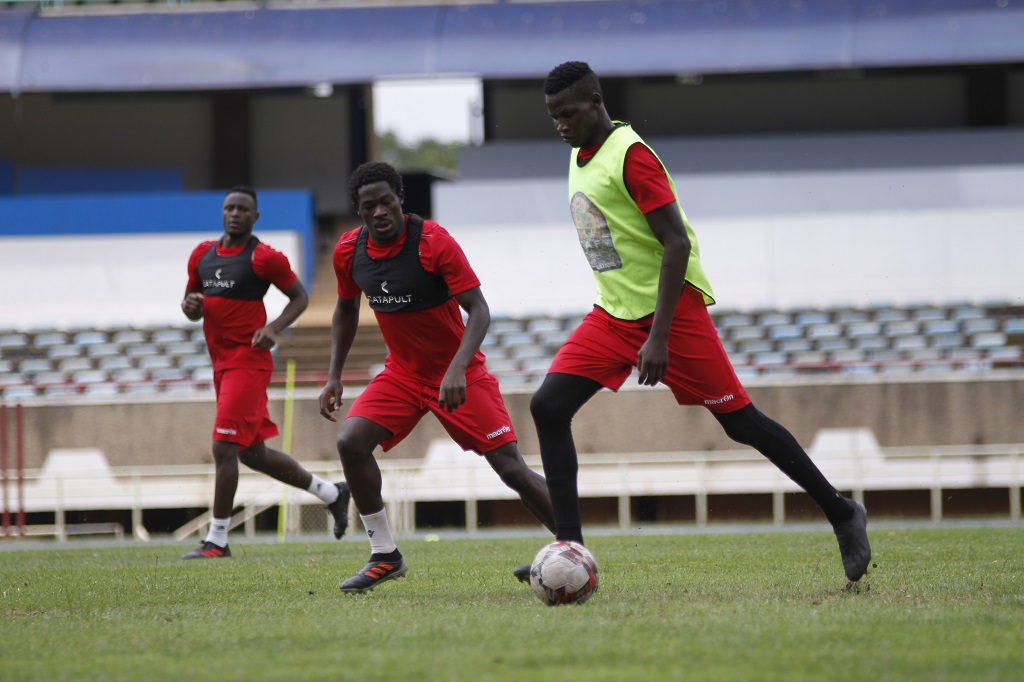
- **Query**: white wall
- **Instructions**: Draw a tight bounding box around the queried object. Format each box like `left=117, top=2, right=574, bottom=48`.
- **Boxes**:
left=0, top=232, right=301, bottom=330
left=435, top=164, right=1024, bottom=315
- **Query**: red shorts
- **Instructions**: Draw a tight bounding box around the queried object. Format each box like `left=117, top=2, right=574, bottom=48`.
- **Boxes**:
left=212, top=367, right=279, bottom=449
left=347, top=366, right=517, bottom=454
left=549, top=285, right=751, bottom=413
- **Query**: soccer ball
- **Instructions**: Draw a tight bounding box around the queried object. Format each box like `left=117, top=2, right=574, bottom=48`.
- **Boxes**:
left=529, top=540, right=599, bottom=606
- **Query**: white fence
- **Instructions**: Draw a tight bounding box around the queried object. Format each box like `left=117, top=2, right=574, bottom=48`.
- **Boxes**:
left=3, top=428, right=1023, bottom=542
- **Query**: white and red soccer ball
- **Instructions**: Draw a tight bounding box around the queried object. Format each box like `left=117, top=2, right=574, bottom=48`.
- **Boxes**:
left=529, top=540, right=599, bottom=606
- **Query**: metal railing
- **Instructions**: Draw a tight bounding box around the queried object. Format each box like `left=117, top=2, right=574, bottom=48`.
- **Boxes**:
left=3, top=432, right=1022, bottom=541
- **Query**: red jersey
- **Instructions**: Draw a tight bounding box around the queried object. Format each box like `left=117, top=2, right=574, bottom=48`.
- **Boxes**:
left=186, top=238, right=298, bottom=371
left=578, top=138, right=676, bottom=214
left=333, top=217, right=486, bottom=385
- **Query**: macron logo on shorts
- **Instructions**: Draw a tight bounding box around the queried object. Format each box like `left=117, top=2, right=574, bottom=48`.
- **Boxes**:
left=704, top=394, right=735, bottom=406
left=216, top=427, right=238, bottom=435
left=485, top=425, right=512, bottom=440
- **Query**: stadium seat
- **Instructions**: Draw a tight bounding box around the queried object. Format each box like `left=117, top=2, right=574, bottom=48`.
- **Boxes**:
left=739, top=340, right=773, bottom=354
left=807, top=323, right=843, bottom=340
left=816, top=338, right=851, bottom=352
left=963, top=318, right=998, bottom=335
left=778, top=338, right=812, bottom=353
left=58, top=357, right=94, bottom=373
left=177, top=355, right=211, bottom=370
left=834, top=310, right=869, bottom=324
left=923, top=320, right=959, bottom=336
left=19, top=358, right=53, bottom=374
left=98, top=356, right=133, bottom=371
left=87, top=343, right=123, bottom=358
left=0, top=333, right=29, bottom=350
left=2, top=385, right=38, bottom=400
left=971, top=332, right=1008, bottom=349
left=767, top=324, right=803, bottom=341
left=84, top=383, right=122, bottom=397
left=138, top=356, right=173, bottom=370
left=73, top=331, right=109, bottom=346
left=152, top=329, right=187, bottom=344
left=795, top=311, right=830, bottom=326
left=847, top=321, right=882, bottom=338
left=717, top=313, right=754, bottom=328
left=884, top=321, right=919, bottom=337
left=125, top=343, right=160, bottom=357
left=1003, top=319, right=1024, bottom=334
left=730, top=325, right=765, bottom=341
left=112, top=330, right=147, bottom=345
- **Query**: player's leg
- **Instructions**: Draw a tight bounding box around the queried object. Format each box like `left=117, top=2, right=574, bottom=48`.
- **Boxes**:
left=482, top=442, right=555, bottom=533
left=183, top=368, right=248, bottom=559
left=529, top=372, right=603, bottom=544
left=428, top=372, right=556, bottom=533
left=335, top=415, right=408, bottom=593
left=335, top=372, right=424, bottom=593
left=662, top=288, right=870, bottom=581
left=239, top=442, right=351, bottom=539
left=529, top=308, right=631, bottom=545
left=181, top=438, right=239, bottom=559
left=336, top=416, right=393, bottom=519
left=712, top=404, right=870, bottom=581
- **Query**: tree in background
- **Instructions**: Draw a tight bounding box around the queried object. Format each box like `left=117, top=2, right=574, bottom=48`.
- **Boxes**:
left=376, top=130, right=460, bottom=175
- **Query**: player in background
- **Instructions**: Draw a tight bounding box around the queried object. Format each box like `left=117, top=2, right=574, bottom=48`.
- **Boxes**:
left=180, top=185, right=350, bottom=559
left=319, top=162, right=555, bottom=593
left=517, top=61, right=870, bottom=585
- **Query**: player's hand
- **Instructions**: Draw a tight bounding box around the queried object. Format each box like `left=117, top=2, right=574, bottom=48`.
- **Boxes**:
left=251, top=326, right=278, bottom=350
left=438, top=370, right=467, bottom=414
left=319, top=379, right=344, bottom=422
left=181, top=293, right=204, bottom=320
left=636, top=336, right=669, bottom=386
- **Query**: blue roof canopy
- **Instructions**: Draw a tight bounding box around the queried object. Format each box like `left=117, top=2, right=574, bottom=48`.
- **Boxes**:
left=1, top=1, right=1022, bottom=93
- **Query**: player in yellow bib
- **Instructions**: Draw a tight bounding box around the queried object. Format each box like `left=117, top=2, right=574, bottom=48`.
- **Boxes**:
left=517, top=61, right=871, bottom=586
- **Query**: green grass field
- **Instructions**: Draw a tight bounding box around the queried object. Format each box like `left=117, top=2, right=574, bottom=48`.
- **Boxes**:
left=1, top=525, right=1022, bottom=682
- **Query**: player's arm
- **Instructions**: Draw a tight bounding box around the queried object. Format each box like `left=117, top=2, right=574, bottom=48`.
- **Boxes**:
left=319, top=295, right=361, bottom=422
left=252, top=280, right=309, bottom=350
left=637, top=204, right=691, bottom=386
left=182, top=246, right=206, bottom=321
left=181, top=289, right=204, bottom=321
left=438, top=286, right=490, bottom=413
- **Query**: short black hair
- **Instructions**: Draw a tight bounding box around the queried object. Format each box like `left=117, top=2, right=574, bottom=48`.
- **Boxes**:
left=348, top=161, right=404, bottom=206
left=544, top=61, right=603, bottom=99
left=226, top=185, right=258, bottom=207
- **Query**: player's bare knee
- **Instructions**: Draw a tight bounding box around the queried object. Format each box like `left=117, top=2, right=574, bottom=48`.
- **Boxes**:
left=336, top=433, right=370, bottom=464
left=212, top=441, right=239, bottom=466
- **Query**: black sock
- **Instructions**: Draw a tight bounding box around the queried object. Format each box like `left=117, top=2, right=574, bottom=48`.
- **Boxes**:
left=530, top=373, right=602, bottom=544
left=714, top=404, right=854, bottom=525
left=370, top=549, right=402, bottom=562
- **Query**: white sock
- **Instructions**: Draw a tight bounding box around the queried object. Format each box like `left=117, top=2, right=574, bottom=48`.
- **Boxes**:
left=360, top=508, right=397, bottom=555
left=307, top=474, right=339, bottom=504
left=206, top=516, right=230, bottom=548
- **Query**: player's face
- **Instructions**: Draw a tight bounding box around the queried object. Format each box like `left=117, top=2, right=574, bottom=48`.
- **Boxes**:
left=221, top=192, right=258, bottom=240
left=356, top=180, right=406, bottom=244
left=546, top=89, right=602, bottom=149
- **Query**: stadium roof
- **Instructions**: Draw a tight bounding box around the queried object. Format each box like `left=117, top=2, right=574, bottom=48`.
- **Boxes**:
left=1, top=0, right=1023, bottom=93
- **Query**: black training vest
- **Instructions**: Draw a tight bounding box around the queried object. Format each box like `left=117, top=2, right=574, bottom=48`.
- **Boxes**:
left=351, top=215, right=451, bottom=313
left=197, top=236, right=271, bottom=300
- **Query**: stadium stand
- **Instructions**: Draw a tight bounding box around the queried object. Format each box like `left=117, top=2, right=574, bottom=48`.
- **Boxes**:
left=2, top=299, right=1024, bottom=401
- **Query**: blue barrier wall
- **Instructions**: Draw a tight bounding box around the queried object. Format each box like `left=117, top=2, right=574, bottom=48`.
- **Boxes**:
left=0, top=161, right=12, bottom=195
left=14, top=167, right=183, bottom=195
left=0, top=190, right=316, bottom=287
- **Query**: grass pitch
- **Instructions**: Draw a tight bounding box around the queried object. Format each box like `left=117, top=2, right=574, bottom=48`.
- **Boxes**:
left=1, top=525, right=1022, bottom=682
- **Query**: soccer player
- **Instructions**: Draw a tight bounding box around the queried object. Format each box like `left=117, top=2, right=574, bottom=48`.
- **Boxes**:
left=180, top=185, right=350, bottom=559
left=319, top=162, right=555, bottom=593
left=519, top=61, right=870, bottom=584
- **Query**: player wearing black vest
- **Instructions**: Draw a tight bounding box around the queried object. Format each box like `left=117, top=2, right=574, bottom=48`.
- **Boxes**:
left=180, top=186, right=351, bottom=559
left=319, top=162, right=555, bottom=593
